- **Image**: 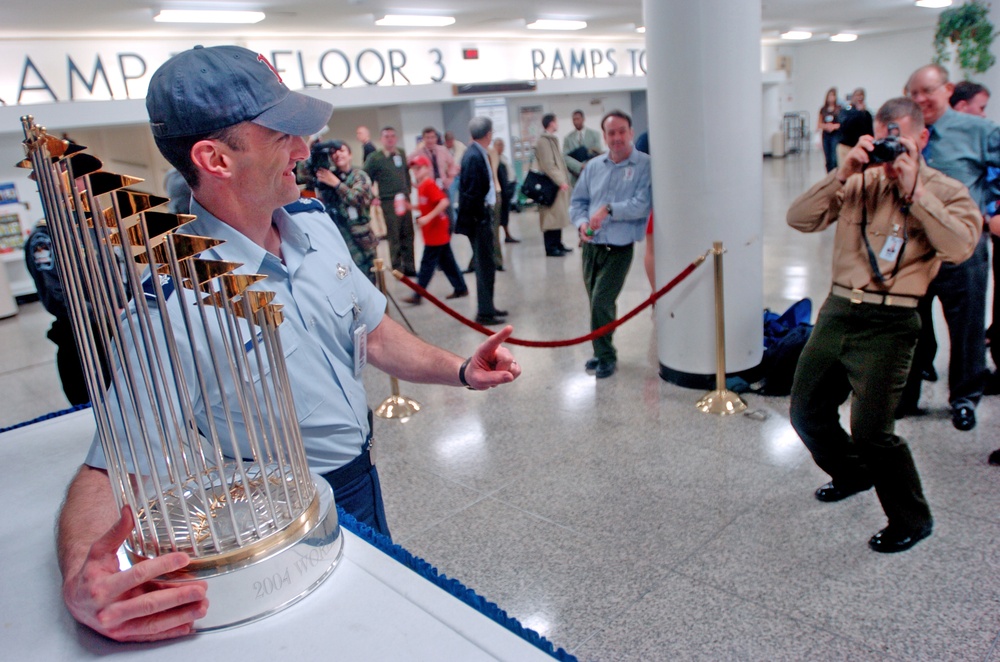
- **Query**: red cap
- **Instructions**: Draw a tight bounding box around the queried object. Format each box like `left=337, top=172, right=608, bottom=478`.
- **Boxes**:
left=408, top=155, right=431, bottom=168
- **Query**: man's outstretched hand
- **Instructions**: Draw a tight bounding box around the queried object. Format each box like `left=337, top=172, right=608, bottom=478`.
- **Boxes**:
left=464, top=325, right=522, bottom=389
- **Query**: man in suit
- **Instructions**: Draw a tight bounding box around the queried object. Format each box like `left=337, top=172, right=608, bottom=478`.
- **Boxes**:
left=456, top=116, right=507, bottom=325
left=563, top=109, right=604, bottom=186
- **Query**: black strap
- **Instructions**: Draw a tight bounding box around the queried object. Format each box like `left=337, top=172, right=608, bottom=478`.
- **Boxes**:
left=858, top=166, right=916, bottom=285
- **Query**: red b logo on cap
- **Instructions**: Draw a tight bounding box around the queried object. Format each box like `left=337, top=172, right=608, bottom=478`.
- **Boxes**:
left=257, top=54, right=283, bottom=83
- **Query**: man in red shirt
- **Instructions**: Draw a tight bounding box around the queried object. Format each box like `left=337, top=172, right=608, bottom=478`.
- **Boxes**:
left=404, top=155, right=468, bottom=304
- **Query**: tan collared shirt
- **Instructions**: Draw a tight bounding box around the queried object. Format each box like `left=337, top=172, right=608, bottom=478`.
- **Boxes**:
left=787, top=166, right=981, bottom=297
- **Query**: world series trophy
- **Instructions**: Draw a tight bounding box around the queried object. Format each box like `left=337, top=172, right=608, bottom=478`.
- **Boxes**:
left=19, top=116, right=343, bottom=631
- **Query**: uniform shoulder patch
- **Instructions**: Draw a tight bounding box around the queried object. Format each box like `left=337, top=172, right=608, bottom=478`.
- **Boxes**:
left=283, top=197, right=325, bottom=215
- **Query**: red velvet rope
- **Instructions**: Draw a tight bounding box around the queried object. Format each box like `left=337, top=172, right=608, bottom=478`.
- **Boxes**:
left=391, top=252, right=708, bottom=347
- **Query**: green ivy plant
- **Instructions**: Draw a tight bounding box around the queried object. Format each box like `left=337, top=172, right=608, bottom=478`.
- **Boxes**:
left=934, top=0, right=997, bottom=75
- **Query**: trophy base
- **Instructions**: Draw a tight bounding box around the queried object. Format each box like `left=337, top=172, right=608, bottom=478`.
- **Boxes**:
left=139, top=476, right=344, bottom=632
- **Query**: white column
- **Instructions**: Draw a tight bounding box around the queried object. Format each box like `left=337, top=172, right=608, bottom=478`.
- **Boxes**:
left=644, top=0, right=764, bottom=382
left=981, top=2, right=1000, bottom=124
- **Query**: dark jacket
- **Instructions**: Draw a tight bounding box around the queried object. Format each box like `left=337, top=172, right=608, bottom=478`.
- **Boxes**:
left=456, top=142, right=492, bottom=237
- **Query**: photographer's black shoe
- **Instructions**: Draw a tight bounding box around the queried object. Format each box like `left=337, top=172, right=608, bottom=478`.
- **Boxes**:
left=815, top=480, right=872, bottom=503
left=952, top=405, right=976, bottom=431
left=868, top=522, right=932, bottom=553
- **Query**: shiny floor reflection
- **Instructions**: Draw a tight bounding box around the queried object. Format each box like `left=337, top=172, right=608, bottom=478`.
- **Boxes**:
left=2, top=152, right=998, bottom=660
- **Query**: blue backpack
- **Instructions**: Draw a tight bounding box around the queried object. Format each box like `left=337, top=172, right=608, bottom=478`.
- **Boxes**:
left=728, top=298, right=813, bottom=396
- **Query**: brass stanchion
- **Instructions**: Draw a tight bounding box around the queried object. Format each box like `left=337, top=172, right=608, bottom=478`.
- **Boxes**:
left=695, top=242, right=748, bottom=415
left=372, top=258, right=422, bottom=422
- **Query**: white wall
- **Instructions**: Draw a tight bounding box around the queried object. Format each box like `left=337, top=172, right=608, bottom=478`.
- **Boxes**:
left=777, top=27, right=936, bottom=125
left=399, top=104, right=446, bottom=154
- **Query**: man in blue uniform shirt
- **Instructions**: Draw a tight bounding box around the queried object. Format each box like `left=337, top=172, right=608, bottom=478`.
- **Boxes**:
left=55, top=45, right=522, bottom=644
left=900, top=64, right=1000, bottom=431
left=570, top=110, right=652, bottom=378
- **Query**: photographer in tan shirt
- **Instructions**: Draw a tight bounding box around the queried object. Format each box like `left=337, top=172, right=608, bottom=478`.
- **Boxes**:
left=786, top=97, right=980, bottom=554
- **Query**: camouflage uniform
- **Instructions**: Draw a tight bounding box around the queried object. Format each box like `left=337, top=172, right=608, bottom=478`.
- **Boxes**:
left=317, top=168, right=379, bottom=283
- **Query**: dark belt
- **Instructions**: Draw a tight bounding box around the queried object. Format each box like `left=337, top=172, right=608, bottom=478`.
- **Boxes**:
left=321, top=409, right=375, bottom=491
left=322, top=438, right=372, bottom=491
left=588, top=243, right=633, bottom=252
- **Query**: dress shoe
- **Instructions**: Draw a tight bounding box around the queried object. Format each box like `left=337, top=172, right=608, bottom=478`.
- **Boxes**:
left=546, top=249, right=567, bottom=257
left=504, top=236, right=521, bottom=243
left=952, top=404, right=976, bottom=431
left=814, top=480, right=873, bottom=503
left=595, top=359, right=617, bottom=379
left=584, top=357, right=600, bottom=371
left=921, top=366, right=938, bottom=382
left=475, top=314, right=506, bottom=325
left=463, top=266, right=475, bottom=274
left=402, top=295, right=421, bottom=305
left=403, top=270, right=418, bottom=278
left=868, top=522, right=932, bottom=553
left=446, top=290, right=469, bottom=300
left=988, top=449, right=1000, bottom=466
left=559, top=245, right=573, bottom=254
left=497, top=265, right=505, bottom=272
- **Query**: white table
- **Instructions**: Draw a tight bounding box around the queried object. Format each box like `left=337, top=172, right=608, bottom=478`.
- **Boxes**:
left=0, top=410, right=558, bottom=661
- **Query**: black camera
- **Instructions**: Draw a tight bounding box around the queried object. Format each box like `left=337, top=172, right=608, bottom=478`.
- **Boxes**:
left=309, top=140, right=343, bottom=176
left=868, top=122, right=907, bottom=164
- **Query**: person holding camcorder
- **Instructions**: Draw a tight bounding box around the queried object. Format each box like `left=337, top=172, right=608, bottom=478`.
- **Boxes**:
left=786, top=97, right=981, bottom=554
left=313, top=140, right=379, bottom=283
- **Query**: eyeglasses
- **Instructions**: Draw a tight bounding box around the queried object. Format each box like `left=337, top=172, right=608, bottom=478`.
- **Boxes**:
left=907, top=81, right=947, bottom=99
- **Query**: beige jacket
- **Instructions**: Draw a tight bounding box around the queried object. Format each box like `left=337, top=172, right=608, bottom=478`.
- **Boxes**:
left=534, top=132, right=570, bottom=231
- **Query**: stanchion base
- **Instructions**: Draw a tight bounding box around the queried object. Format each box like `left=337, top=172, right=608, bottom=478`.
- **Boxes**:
left=695, top=389, right=748, bottom=416
left=375, top=395, right=422, bottom=422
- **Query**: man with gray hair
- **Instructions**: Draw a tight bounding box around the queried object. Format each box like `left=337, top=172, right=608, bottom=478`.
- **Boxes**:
left=899, top=63, right=1000, bottom=431
left=456, top=116, right=507, bottom=324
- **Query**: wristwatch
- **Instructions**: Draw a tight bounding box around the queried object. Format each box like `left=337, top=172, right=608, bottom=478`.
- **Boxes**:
left=605, top=203, right=613, bottom=217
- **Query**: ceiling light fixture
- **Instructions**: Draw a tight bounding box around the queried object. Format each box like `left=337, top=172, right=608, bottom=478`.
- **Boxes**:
left=527, top=19, right=587, bottom=31
left=154, top=10, right=266, bottom=24
left=375, top=14, right=456, bottom=27
left=915, top=0, right=952, bottom=8
left=636, top=26, right=646, bottom=34
left=830, top=33, right=858, bottom=42
left=780, top=30, right=813, bottom=40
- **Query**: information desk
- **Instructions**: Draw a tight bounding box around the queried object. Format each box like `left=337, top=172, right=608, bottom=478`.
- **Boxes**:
left=0, top=410, right=557, bottom=661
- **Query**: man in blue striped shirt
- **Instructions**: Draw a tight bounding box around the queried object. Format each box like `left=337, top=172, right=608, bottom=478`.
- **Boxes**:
left=901, top=64, right=1000, bottom=431
left=570, top=110, right=653, bottom=378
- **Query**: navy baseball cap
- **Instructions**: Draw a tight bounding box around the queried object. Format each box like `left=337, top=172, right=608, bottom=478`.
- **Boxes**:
left=147, top=45, right=333, bottom=139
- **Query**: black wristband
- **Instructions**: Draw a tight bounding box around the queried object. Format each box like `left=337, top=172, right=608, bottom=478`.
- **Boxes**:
left=458, top=357, right=475, bottom=390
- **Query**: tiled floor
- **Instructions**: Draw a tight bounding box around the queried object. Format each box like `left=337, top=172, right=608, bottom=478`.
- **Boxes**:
left=2, top=153, right=999, bottom=660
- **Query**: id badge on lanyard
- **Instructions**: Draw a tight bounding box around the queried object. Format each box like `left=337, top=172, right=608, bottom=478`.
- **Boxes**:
left=351, top=294, right=367, bottom=377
